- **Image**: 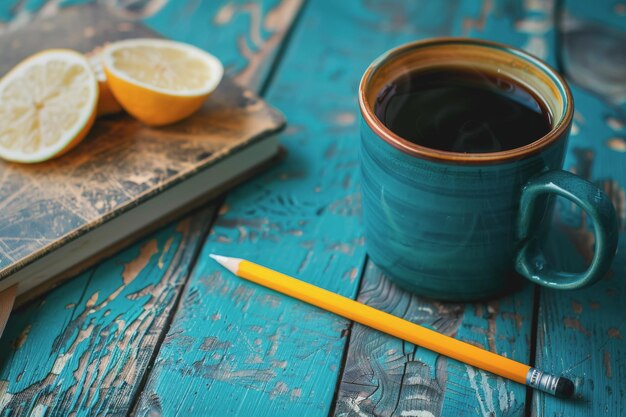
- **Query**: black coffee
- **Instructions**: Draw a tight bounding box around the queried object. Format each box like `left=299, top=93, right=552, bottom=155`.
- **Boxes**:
left=374, top=68, right=552, bottom=153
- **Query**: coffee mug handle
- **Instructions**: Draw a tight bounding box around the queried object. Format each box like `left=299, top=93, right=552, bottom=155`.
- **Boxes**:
left=515, top=170, right=619, bottom=289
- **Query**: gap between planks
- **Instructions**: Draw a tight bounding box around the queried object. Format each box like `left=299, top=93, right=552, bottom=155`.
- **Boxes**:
left=124, top=203, right=220, bottom=417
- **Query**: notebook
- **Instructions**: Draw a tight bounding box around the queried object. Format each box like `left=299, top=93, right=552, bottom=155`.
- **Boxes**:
left=0, top=4, right=285, bottom=301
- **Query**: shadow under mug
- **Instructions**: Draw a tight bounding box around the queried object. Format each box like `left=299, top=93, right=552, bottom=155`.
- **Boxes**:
left=359, top=38, right=619, bottom=301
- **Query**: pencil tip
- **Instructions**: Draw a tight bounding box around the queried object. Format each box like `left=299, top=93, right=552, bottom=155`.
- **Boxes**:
left=209, top=254, right=242, bottom=275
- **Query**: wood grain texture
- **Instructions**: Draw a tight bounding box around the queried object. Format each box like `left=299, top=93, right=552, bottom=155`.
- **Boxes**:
left=129, top=1, right=462, bottom=415
left=532, top=1, right=626, bottom=415
left=334, top=263, right=531, bottom=417
left=0, top=208, right=214, bottom=416
left=0, top=0, right=303, bottom=416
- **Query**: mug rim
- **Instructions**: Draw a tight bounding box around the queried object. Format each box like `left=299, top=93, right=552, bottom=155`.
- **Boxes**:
left=359, top=37, right=574, bottom=164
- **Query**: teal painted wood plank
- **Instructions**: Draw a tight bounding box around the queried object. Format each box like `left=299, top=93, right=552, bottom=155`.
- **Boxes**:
left=334, top=264, right=531, bottom=417
left=533, top=1, right=626, bottom=415
left=533, top=240, right=626, bottom=417
left=132, top=1, right=468, bottom=415
left=0, top=0, right=123, bottom=30
left=0, top=0, right=49, bottom=24
left=0, top=209, right=214, bottom=416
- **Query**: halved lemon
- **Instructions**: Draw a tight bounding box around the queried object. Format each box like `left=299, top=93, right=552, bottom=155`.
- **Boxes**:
left=102, top=38, right=224, bottom=126
left=87, top=45, right=124, bottom=117
left=0, top=49, right=98, bottom=163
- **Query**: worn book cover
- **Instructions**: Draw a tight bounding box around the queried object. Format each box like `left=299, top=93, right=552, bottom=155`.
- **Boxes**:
left=0, top=5, right=285, bottom=298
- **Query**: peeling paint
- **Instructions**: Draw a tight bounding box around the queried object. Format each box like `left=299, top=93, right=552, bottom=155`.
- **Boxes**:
left=271, top=360, right=287, bottom=369
left=466, top=366, right=491, bottom=417
left=563, top=317, right=591, bottom=336
left=298, top=250, right=313, bottom=273
left=606, top=116, right=625, bottom=130
left=123, top=240, right=159, bottom=285
left=157, top=237, right=174, bottom=269
left=604, top=350, right=612, bottom=378
left=290, top=387, right=302, bottom=400
left=345, top=267, right=358, bottom=282
left=462, top=0, right=492, bottom=34
left=399, top=411, right=435, bottom=417
left=606, top=137, right=626, bottom=152
left=608, top=327, right=623, bottom=339
left=0, top=380, right=12, bottom=411
left=214, top=3, right=235, bottom=24
left=13, top=324, right=31, bottom=350
left=268, top=328, right=281, bottom=356
left=503, top=311, right=523, bottom=331
left=200, top=337, right=232, bottom=352
left=29, top=404, right=47, bottom=417
left=333, top=111, right=356, bottom=126
left=86, top=291, right=99, bottom=308
left=246, top=354, right=263, bottom=364
left=52, top=354, right=71, bottom=375
left=233, top=0, right=302, bottom=88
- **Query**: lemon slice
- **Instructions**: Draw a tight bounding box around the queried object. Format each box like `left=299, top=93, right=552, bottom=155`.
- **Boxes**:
left=102, top=38, right=224, bottom=126
left=0, top=49, right=98, bottom=163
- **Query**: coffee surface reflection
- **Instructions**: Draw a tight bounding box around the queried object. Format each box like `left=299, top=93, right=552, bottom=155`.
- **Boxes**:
left=374, top=68, right=552, bottom=153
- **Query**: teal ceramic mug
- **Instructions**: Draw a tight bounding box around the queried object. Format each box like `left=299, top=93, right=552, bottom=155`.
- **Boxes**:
left=359, top=38, right=619, bottom=301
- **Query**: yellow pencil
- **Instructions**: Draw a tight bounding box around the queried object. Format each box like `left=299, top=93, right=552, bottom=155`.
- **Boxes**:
left=210, top=254, right=575, bottom=398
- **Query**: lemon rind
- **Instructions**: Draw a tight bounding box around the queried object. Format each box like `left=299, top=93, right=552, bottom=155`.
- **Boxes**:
left=101, top=38, right=224, bottom=98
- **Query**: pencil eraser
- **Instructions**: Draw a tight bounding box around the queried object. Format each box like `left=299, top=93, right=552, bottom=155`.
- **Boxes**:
left=555, top=377, right=575, bottom=398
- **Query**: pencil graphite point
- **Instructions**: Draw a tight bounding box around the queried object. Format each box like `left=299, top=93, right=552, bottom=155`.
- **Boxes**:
left=555, top=377, right=575, bottom=399
left=209, top=254, right=242, bottom=275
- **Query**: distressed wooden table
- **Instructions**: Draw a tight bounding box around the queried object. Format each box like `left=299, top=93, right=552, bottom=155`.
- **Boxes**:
left=1, top=1, right=625, bottom=416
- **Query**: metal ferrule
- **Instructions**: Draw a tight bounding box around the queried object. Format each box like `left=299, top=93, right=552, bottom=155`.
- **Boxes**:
left=526, top=368, right=559, bottom=395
